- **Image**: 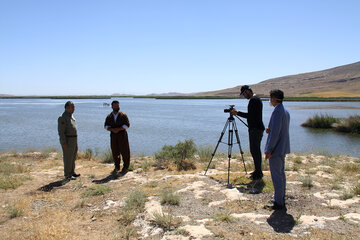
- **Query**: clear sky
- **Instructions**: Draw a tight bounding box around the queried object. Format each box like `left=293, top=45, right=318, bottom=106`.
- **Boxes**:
left=1, top=0, right=360, bottom=95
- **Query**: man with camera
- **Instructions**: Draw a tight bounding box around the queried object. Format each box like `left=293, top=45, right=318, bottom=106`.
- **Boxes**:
left=231, top=85, right=265, bottom=180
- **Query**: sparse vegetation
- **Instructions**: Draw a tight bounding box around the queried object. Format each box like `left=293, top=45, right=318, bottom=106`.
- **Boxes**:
left=155, top=139, right=197, bottom=171
left=160, top=189, right=180, bottom=206
left=151, top=212, right=182, bottom=231
left=101, top=148, right=113, bottom=163
left=213, top=212, right=234, bottom=223
left=301, top=114, right=339, bottom=128
left=302, top=114, right=360, bottom=134
left=81, top=185, right=112, bottom=197
left=300, top=175, right=314, bottom=189
left=197, top=145, right=213, bottom=162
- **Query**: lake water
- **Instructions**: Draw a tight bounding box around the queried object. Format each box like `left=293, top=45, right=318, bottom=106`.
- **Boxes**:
left=1, top=98, right=360, bottom=157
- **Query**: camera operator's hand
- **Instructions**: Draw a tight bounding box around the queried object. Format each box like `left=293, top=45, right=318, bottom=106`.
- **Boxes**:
left=231, top=108, right=237, bottom=115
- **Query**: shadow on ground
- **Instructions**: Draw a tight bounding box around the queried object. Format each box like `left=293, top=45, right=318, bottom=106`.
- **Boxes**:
left=267, top=209, right=295, bottom=233
left=236, top=179, right=265, bottom=194
left=38, top=179, right=70, bottom=192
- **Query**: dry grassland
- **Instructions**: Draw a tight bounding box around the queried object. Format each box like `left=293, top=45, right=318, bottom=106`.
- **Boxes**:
left=0, top=151, right=359, bottom=239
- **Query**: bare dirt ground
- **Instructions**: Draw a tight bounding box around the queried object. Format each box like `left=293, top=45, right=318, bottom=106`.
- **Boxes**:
left=0, top=151, right=359, bottom=239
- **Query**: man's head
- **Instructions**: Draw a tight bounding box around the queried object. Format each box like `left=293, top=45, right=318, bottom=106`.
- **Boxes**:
left=64, top=101, right=75, bottom=114
left=269, top=89, right=284, bottom=107
left=240, top=85, right=253, bottom=99
left=111, top=100, right=120, bottom=113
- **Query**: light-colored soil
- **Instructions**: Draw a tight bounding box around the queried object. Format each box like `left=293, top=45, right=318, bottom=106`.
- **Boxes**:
left=0, top=152, right=359, bottom=239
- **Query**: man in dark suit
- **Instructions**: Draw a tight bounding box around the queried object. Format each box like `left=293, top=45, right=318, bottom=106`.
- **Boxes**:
left=104, top=100, right=131, bottom=175
left=265, top=89, right=290, bottom=210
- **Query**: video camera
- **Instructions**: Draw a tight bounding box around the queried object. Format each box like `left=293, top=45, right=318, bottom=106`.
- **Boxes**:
left=224, top=105, right=235, bottom=113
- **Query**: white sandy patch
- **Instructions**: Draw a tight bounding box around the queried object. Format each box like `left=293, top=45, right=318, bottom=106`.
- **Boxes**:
left=161, top=235, right=189, bottom=240
left=179, top=224, right=213, bottom=239
left=344, top=213, right=360, bottom=223
left=315, top=171, right=334, bottom=179
left=176, top=181, right=208, bottom=199
left=314, top=191, right=340, bottom=199
left=208, top=200, right=227, bottom=207
left=231, top=213, right=268, bottom=225
left=145, top=197, right=163, bottom=220
left=299, top=215, right=338, bottom=228
left=287, top=181, right=303, bottom=185
left=178, top=215, right=191, bottom=222
left=221, top=188, right=248, bottom=201
left=328, top=197, right=360, bottom=208
left=196, top=218, right=211, bottom=224
left=103, top=199, right=125, bottom=210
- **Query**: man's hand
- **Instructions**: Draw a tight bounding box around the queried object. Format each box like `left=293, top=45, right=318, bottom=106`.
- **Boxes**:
left=231, top=108, right=237, bottom=116
left=265, top=153, right=272, bottom=159
left=266, top=128, right=271, bottom=134
left=62, top=143, right=68, bottom=149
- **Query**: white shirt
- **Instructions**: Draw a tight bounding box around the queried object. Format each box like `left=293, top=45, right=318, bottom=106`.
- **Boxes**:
left=104, top=112, right=129, bottom=130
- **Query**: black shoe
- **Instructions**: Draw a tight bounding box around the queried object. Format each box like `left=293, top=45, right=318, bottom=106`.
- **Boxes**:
left=72, top=173, right=81, bottom=178
left=250, top=172, right=263, bottom=180
left=264, top=202, right=286, bottom=211
left=66, top=176, right=76, bottom=181
left=119, top=169, right=128, bottom=176
left=112, top=167, right=120, bottom=175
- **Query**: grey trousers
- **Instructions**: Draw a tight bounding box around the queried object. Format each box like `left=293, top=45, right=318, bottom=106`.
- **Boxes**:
left=61, top=137, right=78, bottom=178
left=249, top=128, right=264, bottom=175
left=269, top=155, right=286, bottom=206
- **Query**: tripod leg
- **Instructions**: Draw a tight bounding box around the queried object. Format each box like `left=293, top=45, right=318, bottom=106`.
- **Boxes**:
left=227, top=121, right=234, bottom=185
left=204, top=120, right=230, bottom=175
left=233, top=121, right=247, bottom=174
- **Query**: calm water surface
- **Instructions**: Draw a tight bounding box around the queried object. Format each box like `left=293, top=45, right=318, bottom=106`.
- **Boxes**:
left=1, top=98, right=360, bottom=156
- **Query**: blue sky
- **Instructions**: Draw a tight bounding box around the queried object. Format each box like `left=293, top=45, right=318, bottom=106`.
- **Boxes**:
left=1, top=0, right=360, bottom=95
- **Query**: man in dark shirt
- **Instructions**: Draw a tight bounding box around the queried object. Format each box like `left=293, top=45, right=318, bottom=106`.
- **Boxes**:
left=231, top=85, right=265, bottom=180
left=104, top=100, right=131, bottom=176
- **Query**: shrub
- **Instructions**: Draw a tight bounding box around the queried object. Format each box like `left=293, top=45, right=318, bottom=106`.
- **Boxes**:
left=335, top=115, right=360, bottom=134
left=155, top=139, right=197, bottom=171
left=0, top=175, right=31, bottom=190
left=124, top=189, right=147, bottom=211
left=353, top=183, right=360, bottom=196
left=85, top=148, right=94, bottom=160
left=300, top=175, right=313, bottom=189
left=81, top=185, right=112, bottom=197
left=301, top=114, right=338, bottom=128
left=160, top=189, right=180, bottom=206
left=9, top=206, right=23, bottom=218
left=197, top=145, right=213, bottom=162
left=101, top=148, right=113, bottom=163
left=151, top=212, right=182, bottom=231
left=213, top=212, right=234, bottom=223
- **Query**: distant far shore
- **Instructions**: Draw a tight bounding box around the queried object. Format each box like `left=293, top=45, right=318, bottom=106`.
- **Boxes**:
left=1, top=95, right=360, bottom=101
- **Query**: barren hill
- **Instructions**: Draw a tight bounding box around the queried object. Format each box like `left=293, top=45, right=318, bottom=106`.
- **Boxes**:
left=196, top=61, right=360, bottom=97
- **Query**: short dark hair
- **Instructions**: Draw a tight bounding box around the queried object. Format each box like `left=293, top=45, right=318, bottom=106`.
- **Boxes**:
left=111, top=100, right=119, bottom=106
left=270, top=89, right=284, bottom=102
left=64, top=101, right=74, bottom=109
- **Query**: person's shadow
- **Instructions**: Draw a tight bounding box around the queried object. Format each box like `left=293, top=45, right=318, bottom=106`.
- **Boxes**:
left=267, top=209, right=295, bottom=233
left=236, top=179, right=265, bottom=194
left=92, top=174, right=118, bottom=184
left=38, top=178, right=70, bottom=192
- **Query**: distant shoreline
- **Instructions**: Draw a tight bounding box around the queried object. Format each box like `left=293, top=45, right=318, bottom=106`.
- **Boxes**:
left=1, top=95, right=360, bottom=101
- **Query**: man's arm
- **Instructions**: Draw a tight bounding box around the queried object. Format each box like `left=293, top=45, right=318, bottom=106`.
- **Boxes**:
left=265, top=109, right=282, bottom=157
left=58, top=116, right=67, bottom=148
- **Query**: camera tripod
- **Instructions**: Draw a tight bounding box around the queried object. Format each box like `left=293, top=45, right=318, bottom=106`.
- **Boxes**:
left=204, top=113, right=247, bottom=186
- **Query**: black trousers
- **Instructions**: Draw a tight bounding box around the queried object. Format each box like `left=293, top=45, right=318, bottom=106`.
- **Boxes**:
left=110, top=131, right=130, bottom=171
left=249, top=128, right=264, bottom=175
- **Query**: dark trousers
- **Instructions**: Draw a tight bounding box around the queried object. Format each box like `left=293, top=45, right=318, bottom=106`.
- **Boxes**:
left=269, top=155, right=286, bottom=205
left=249, top=128, right=264, bottom=175
left=61, top=137, right=77, bottom=178
left=110, top=131, right=130, bottom=171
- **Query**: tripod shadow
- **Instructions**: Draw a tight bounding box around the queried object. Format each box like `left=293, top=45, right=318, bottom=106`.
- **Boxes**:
left=38, top=178, right=70, bottom=192
left=267, top=209, right=295, bottom=233
left=92, top=174, right=118, bottom=184
left=236, top=179, right=265, bottom=194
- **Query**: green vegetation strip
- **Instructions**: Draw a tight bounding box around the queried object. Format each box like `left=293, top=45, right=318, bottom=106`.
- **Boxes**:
left=302, top=114, right=360, bottom=134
